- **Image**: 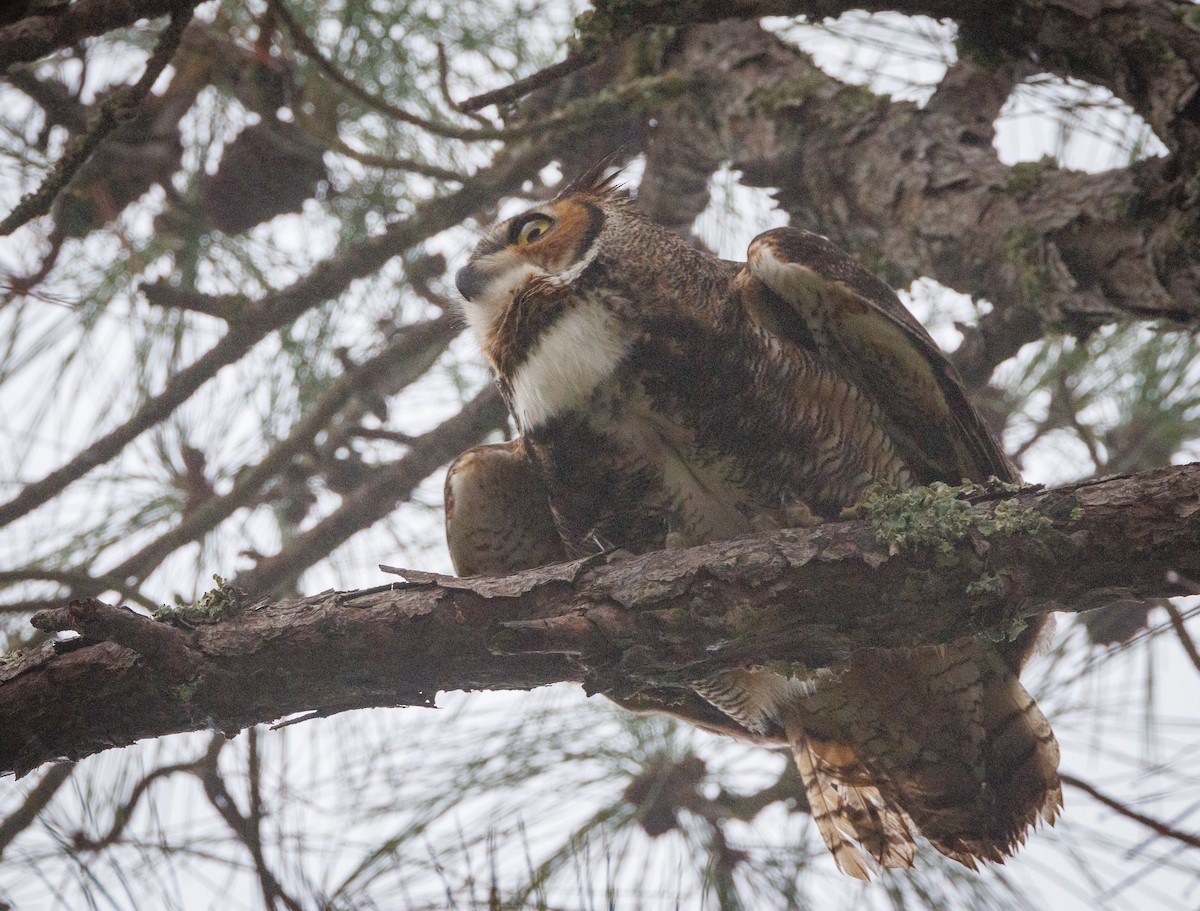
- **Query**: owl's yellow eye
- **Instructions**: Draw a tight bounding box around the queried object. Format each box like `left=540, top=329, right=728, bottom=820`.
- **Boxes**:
left=514, top=215, right=553, bottom=246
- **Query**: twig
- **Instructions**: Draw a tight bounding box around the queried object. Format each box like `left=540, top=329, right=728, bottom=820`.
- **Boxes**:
left=233, top=385, right=507, bottom=597
left=1062, top=773, right=1200, bottom=852
left=435, top=42, right=493, bottom=126
left=457, top=49, right=600, bottom=113
left=352, top=427, right=418, bottom=445
left=329, top=137, right=465, bottom=182
left=1163, top=600, right=1200, bottom=679
left=107, top=314, right=458, bottom=583
left=0, top=4, right=195, bottom=237
left=269, top=0, right=507, bottom=141
left=0, top=761, right=74, bottom=858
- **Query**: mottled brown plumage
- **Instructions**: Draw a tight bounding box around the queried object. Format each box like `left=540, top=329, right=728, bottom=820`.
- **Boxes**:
left=446, top=159, right=1061, bottom=877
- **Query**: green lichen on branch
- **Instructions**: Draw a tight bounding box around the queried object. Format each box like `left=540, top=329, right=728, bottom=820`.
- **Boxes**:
left=1004, top=222, right=1054, bottom=305
left=171, top=676, right=205, bottom=704
left=965, top=572, right=1005, bottom=596
left=1004, top=155, right=1057, bottom=197
left=977, top=616, right=1029, bottom=644
left=863, top=481, right=1051, bottom=558
left=154, top=575, right=244, bottom=625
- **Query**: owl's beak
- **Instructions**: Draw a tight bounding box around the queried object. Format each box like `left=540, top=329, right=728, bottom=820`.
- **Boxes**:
left=455, top=265, right=486, bottom=302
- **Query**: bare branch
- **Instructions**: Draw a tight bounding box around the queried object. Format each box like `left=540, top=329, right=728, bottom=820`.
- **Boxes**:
left=0, top=761, right=74, bottom=857
left=1062, top=773, right=1200, bottom=853
left=0, top=0, right=201, bottom=68
left=0, top=4, right=196, bottom=236
left=0, top=144, right=550, bottom=530
left=1, top=463, right=1197, bottom=777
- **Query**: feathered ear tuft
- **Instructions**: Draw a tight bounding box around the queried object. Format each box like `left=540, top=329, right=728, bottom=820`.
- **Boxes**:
left=556, top=149, right=632, bottom=203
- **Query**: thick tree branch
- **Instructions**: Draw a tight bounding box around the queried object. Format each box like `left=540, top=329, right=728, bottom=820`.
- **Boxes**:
left=0, top=0, right=205, bottom=69
left=642, top=20, right=1200, bottom=389
left=2, top=463, right=1197, bottom=778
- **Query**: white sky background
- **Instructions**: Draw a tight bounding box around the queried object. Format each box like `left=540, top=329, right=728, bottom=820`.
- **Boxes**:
left=0, top=6, right=1198, bottom=910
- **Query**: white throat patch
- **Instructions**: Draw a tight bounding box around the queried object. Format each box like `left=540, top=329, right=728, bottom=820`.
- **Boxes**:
left=510, top=299, right=628, bottom=431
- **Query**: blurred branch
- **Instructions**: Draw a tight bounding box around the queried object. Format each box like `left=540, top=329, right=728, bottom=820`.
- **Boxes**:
left=108, top=314, right=460, bottom=586
left=0, top=4, right=195, bottom=236
left=269, top=0, right=507, bottom=141
left=457, top=48, right=601, bottom=114
left=4, top=65, right=87, bottom=131
left=0, top=144, right=550, bottom=531
left=1062, top=773, right=1200, bottom=852
left=3, top=463, right=1199, bottom=776
left=68, top=756, right=199, bottom=851
left=233, top=384, right=507, bottom=598
left=0, top=0, right=203, bottom=68
left=0, top=760, right=74, bottom=858
left=195, top=732, right=303, bottom=911
left=271, top=0, right=687, bottom=143
left=0, top=569, right=158, bottom=611
left=1, top=317, right=458, bottom=603
left=1164, top=601, right=1200, bottom=680
left=327, top=138, right=465, bottom=183
left=140, top=282, right=245, bottom=321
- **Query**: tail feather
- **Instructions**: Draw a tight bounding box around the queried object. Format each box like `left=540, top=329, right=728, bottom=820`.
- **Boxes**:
left=790, top=731, right=915, bottom=878
left=697, top=641, right=1061, bottom=876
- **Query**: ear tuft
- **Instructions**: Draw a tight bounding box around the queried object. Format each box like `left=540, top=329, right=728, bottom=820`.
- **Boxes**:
left=556, top=149, right=633, bottom=203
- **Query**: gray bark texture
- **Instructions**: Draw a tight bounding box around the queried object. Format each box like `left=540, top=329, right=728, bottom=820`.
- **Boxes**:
left=2, top=463, right=1197, bottom=777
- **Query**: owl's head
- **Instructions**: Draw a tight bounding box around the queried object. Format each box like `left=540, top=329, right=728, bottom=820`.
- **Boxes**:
left=454, top=160, right=632, bottom=344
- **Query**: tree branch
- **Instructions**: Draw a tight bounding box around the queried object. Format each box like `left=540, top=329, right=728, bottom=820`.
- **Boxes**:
left=232, top=385, right=508, bottom=598
left=0, top=3, right=195, bottom=236
left=1061, top=772, right=1200, bottom=853
left=2, top=463, right=1197, bottom=778
left=0, top=144, right=549, bottom=531
left=0, top=0, right=204, bottom=69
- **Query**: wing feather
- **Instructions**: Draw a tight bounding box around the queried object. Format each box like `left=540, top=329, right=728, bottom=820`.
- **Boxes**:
left=743, top=228, right=1014, bottom=485
left=444, top=440, right=566, bottom=576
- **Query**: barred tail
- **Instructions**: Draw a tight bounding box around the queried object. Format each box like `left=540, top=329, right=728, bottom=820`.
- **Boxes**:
left=696, top=643, right=1062, bottom=876
left=788, top=728, right=915, bottom=879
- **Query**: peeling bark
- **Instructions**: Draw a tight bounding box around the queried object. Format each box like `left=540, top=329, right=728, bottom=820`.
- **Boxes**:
left=3, top=463, right=1197, bottom=778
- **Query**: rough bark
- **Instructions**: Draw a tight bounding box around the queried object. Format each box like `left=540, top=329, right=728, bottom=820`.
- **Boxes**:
left=619, top=18, right=1200, bottom=389
left=0, top=0, right=200, bottom=68
left=2, top=463, right=1197, bottom=778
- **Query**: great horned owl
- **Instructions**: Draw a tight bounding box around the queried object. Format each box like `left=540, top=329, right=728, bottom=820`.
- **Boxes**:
left=445, top=159, right=1061, bottom=878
